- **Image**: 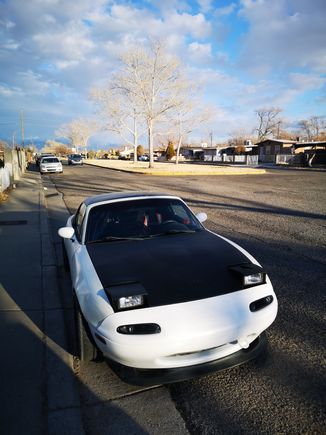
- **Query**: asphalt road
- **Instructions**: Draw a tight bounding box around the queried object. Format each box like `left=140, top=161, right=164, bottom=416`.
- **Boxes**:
left=48, top=163, right=326, bottom=434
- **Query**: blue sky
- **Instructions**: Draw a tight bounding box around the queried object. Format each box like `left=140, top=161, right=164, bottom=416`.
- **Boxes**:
left=0, top=0, right=325, bottom=146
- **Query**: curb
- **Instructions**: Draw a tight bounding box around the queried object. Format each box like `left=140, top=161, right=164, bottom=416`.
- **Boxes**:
left=39, top=175, right=85, bottom=435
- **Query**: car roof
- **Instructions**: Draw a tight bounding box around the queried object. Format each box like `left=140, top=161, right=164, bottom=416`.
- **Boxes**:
left=83, top=191, right=179, bottom=206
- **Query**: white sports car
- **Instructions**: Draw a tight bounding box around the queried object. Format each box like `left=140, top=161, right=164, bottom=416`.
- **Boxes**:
left=58, top=192, right=278, bottom=385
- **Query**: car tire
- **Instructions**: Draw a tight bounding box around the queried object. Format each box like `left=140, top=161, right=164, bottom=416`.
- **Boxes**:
left=73, top=293, right=98, bottom=362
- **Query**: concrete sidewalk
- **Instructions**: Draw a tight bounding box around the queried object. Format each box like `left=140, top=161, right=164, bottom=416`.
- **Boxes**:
left=0, top=171, right=83, bottom=435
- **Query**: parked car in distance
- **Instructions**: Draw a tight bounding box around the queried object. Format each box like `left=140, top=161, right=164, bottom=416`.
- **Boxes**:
left=39, top=156, right=63, bottom=174
left=36, top=153, right=55, bottom=166
left=58, top=192, right=277, bottom=385
left=138, top=154, right=149, bottom=161
left=68, top=154, right=83, bottom=165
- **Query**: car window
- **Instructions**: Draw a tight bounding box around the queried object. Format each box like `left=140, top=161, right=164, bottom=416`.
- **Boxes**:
left=42, top=157, right=59, bottom=163
left=85, top=198, right=203, bottom=243
left=74, top=203, right=87, bottom=241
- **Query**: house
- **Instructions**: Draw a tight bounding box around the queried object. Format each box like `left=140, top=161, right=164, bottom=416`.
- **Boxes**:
left=256, top=138, right=326, bottom=164
left=256, top=139, right=297, bottom=163
left=180, top=145, right=229, bottom=161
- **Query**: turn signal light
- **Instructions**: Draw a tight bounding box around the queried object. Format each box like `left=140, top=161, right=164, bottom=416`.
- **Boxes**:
left=117, top=323, right=161, bottom=335
left=250, top=295, right=274, bottom=312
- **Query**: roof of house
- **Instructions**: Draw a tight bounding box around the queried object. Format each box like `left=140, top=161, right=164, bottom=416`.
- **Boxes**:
left=255, top=138, right=297, bottom=145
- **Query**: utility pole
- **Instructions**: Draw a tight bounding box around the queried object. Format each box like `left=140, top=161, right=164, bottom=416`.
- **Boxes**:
left=20, top=109, right=24, bottom=148
left=209, top=131, right=213, bottom=147
left=12, top=131, right=16, bottom=149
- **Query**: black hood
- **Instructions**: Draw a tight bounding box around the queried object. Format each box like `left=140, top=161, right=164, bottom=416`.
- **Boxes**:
left=86, top=230, right=250, bottom=307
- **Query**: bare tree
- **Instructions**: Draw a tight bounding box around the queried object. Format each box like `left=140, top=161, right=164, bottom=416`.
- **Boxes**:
left=298, top=116, right=325, bottom=141
left=298, top=115, right=326, bottom=167
left=254, top=108, right=283, bottom=141
left=91, top=87, right=143, bottom=163
left=112, top=41, right=192, bottom=168
left=167, top=104, right=213, bottom=164
left=56, top=121, right=81, bottom=150
left=56, top=118, right=98, bottom=155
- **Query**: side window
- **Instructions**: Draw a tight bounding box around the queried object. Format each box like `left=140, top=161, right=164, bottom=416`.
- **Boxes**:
left=74, top=203, right=86, bottom=241
left=171, top=204, right=189, bottom=221
left=170, top=203, right=197, bottom=227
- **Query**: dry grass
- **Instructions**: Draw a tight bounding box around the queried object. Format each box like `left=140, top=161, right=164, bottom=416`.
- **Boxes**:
left=0, top=191, right=8, bottom=202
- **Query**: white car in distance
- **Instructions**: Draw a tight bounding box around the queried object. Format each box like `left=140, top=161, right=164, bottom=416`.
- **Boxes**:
left=39, top=156, right=63, bottom=174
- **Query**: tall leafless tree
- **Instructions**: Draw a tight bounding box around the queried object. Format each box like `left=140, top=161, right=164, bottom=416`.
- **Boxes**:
left=91, top=87, right=144, bottom=163
left=254, top=107, right=283, bottom=141
left=165, top=103, right=213, bottom=164
left=298, top=116, right=325, bottom=141
left=56, top=118, right=98, bottom=155
left=110, top=41, right=193, bottom=168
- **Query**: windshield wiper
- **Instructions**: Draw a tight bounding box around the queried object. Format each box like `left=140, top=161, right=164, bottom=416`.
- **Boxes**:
left=152, top=229, right=197, bottom=237
left=88, top=236, right=146, bottom=244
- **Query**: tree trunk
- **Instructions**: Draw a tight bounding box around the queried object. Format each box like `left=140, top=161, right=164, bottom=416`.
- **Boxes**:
left=133, top=115, right=138, bottom=163
left=175, top=136, right=182, bottom=165
left=148, top=120, right=154, bottom=168
left=308, top=154, right=316, bottom=167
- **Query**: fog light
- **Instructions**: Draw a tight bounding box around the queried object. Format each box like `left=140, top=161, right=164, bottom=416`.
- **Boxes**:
left=117, top=323, right=161, bottom=335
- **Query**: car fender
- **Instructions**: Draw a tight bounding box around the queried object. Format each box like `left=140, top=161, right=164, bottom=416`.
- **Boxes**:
left=71, top=244, right=114, bottom=327
left=63, top=215, right=114, bottom=327
left=208, top=230, right=261, bottom=266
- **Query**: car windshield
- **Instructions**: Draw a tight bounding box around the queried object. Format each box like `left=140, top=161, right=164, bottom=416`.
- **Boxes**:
left=42, top=158, right=59, bottom=163
left=71, top=155, right=81, bottom=159
left=85, top=198, right=203, bottom=243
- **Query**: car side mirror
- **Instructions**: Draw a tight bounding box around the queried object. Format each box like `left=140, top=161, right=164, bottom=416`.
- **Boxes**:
left=58, top=227, right=75, bottom=239
left=196, top=212, right=207, bottom=223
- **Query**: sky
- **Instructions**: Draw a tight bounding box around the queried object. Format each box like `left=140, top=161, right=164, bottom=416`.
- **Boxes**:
left=0, top=0, right=325, bottom=147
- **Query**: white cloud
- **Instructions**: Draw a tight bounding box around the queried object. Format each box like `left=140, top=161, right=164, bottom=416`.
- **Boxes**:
left=188, top=42, right=213, bottom=64
left=197, top=0, right=213, bottom=13
left=239, top=0, right=326, bottom=74
left=214, top=2, right=236, bottom=16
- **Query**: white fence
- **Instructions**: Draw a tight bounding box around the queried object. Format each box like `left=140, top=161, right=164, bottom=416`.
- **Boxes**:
left=0, top=164, right=12, bottom=192
left=275, top=154, right=302, bottom=165
left=0, top=149, right=26, bottom=192
left=204, top=154, right=258, bottom=165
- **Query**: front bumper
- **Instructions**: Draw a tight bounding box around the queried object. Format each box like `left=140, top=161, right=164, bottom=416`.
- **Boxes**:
left=92, top=283, right=277, bottom=370
left=107, top=333, right=267, bottom=385
left=40, top=167, right=62, bottom=173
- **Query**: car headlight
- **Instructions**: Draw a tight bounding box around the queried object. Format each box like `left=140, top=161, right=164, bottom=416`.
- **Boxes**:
left=117, top=295, right=144, bottom=310
left=244, top=273, right=265, bottom=286
left=105, top=282, right=148, bottom=312
left=229, top=263, right=266, bottom=288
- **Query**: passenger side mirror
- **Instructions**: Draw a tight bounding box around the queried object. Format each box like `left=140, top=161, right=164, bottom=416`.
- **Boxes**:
left=196, top=212, right=207, bottom=223
left=58, top=227, right=75, bottom=239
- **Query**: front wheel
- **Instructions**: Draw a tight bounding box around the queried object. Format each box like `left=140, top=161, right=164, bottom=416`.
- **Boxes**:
left=73, top=294, right=98, bottom=362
